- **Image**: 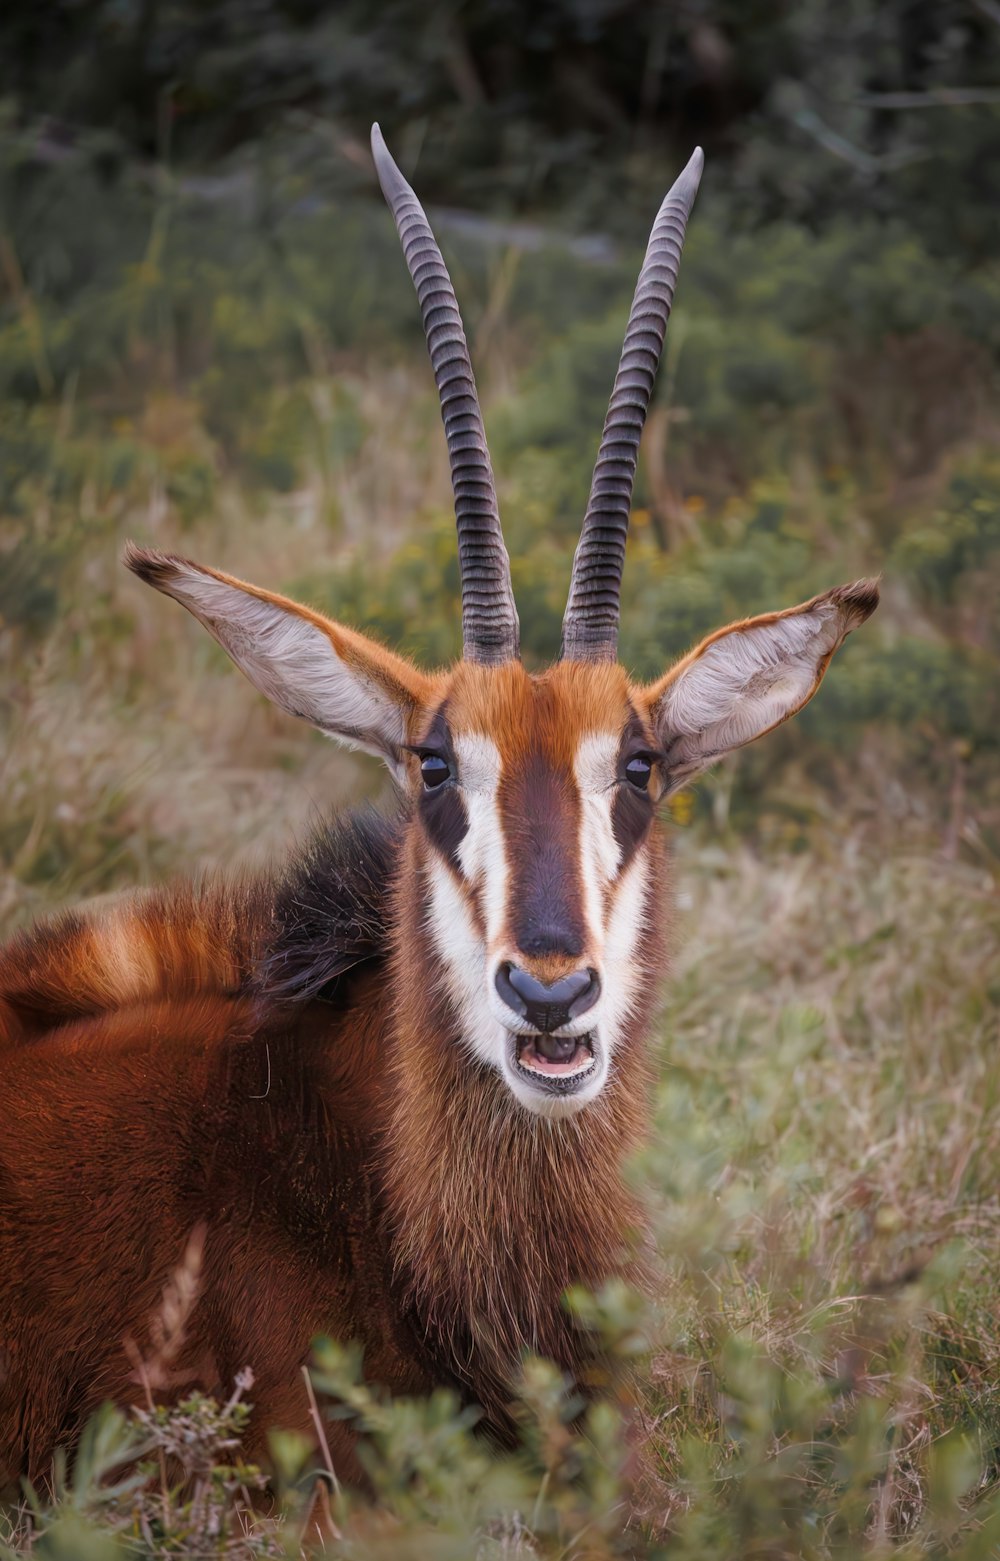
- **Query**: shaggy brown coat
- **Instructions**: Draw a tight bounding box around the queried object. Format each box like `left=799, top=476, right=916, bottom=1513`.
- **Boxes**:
left=0, top=809, right=664, bottom=1489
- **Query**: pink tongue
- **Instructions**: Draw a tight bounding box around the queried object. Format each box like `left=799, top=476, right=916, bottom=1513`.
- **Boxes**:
left=520, top=1040, right=589, bottom=1076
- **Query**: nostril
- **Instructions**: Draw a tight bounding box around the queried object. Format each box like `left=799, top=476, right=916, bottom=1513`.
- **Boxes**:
left=495, top=962, right=527, bottom=1017
left=568, top=968, right=601, bottom=1020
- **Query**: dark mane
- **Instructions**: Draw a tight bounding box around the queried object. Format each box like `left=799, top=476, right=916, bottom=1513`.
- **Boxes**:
left=253, top=806, right=402, bottom=1005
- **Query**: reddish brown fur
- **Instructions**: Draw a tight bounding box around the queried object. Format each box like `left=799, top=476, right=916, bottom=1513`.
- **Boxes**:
left=382, top=822, right=667, bottom=1424
left=0, top=680, right=667, bottom=1489
left=0, top=881, right=262, bottom=1044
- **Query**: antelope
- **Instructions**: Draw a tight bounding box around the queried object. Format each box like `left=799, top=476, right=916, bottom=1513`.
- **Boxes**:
left=0, top=126, right=877, bottom=1491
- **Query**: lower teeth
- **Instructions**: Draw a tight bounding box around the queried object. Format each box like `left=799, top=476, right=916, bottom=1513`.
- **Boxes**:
left=519, top=1037, right=592, bottom=1069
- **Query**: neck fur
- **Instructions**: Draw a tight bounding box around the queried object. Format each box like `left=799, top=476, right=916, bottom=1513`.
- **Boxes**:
left=380, top=829, right=668, bottom=1410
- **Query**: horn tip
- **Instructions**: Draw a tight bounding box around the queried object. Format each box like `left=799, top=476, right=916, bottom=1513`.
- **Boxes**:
left=370, top=121, right=408, bottom=203
left=674, top=145, right=705, bottom=209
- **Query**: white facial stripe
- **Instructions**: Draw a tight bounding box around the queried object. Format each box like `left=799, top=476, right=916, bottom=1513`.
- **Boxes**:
left=452, top=732, right=502, bottom=796
left=425, top=856, right=505, bottom=1071
left=428, top=731, right=515, bottom=1075
left=573, top=732, right=651, bottom=1061
left=599, top=849, right=650, bottom=1047
left=574, top=733, right=622, bottom=941
left=453, top=734, right=507, bottom=945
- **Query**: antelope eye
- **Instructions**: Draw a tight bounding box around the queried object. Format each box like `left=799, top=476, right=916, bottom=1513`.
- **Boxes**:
left=625, top=755, right=653, bottom=791
left=420, top=754, right=451, bottom=789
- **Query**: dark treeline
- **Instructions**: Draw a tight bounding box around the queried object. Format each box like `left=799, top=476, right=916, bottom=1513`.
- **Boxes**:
left=3, top=0, right=1000, bottom=255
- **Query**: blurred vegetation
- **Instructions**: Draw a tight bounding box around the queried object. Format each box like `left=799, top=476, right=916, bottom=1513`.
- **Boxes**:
left=1, top=67, right=998, bottom=851
left=1, top=2, right=1000, bottom=1554
left=3, top=0, right=1000, bottom=255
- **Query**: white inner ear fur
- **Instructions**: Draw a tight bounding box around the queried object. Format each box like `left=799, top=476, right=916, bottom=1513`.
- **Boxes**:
left=655, top=603, right=846, bottom=785
left=155, top=564, right=410, bottom=777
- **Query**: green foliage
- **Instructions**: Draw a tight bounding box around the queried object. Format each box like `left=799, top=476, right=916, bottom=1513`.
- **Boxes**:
left=311, top=1339, right=529, bottom=1545
left=1, top=1383, right=282, bottom=1560
left=2, top=2, right=999, bottom=261
left=892, top=460, right=1000, bottom=642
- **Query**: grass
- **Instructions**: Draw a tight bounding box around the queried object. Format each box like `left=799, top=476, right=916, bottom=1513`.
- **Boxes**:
left=640, top=836, right=1000, bottom=1546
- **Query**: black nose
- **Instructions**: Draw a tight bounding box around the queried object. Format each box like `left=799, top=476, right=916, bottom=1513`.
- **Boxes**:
left=495, top=963, right=601, bottom=1033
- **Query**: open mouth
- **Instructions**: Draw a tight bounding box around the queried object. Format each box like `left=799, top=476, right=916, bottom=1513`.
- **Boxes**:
left=510, top=1031, right=598, bottom=1092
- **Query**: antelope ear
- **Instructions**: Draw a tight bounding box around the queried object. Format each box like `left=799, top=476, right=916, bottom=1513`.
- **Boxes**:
left=640, top=579, right=879, bottom=794
left=125, top=545, right=434, bottom=782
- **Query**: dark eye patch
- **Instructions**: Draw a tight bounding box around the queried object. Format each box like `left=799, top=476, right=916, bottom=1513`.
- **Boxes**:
left=612, top=712, right=660, bottom=866
left=611, top=784, right=653, bottom=865
left=420, top=783, right=468, bottom=875
left=412, top=704, right=469, bottom=875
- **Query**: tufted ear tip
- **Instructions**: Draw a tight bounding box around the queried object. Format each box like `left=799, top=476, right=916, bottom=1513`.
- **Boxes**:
left=123, top=541, right=189, bottom=592
left=830, top=576, right=881, bottom=627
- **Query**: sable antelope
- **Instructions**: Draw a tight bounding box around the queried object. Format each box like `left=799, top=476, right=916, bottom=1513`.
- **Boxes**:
left=0, top=126, right=877, bottom=1489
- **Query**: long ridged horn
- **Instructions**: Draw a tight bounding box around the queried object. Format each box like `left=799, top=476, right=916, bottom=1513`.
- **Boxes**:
left=561, top=148, right=704, bottom=663
left=371, top=124, right=519, bottom=666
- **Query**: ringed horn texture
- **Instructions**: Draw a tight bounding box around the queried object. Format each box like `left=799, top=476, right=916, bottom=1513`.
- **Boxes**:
left=561, top=147, right=705, bottom=663
left=371, top=123, right=519, bottom=666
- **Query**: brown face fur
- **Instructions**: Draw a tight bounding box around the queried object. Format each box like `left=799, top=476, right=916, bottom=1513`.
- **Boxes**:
left=394, top=659, right=667, bottom=1115
left=120, top=550, right=877, bottom=1119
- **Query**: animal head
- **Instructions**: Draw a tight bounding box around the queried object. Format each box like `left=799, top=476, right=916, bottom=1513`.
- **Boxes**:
left=127, top=125, right=878, bottom=1119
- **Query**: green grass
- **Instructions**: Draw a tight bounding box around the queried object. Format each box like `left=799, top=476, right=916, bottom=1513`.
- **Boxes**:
left=639, top=837, right=1000, bottom=1549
